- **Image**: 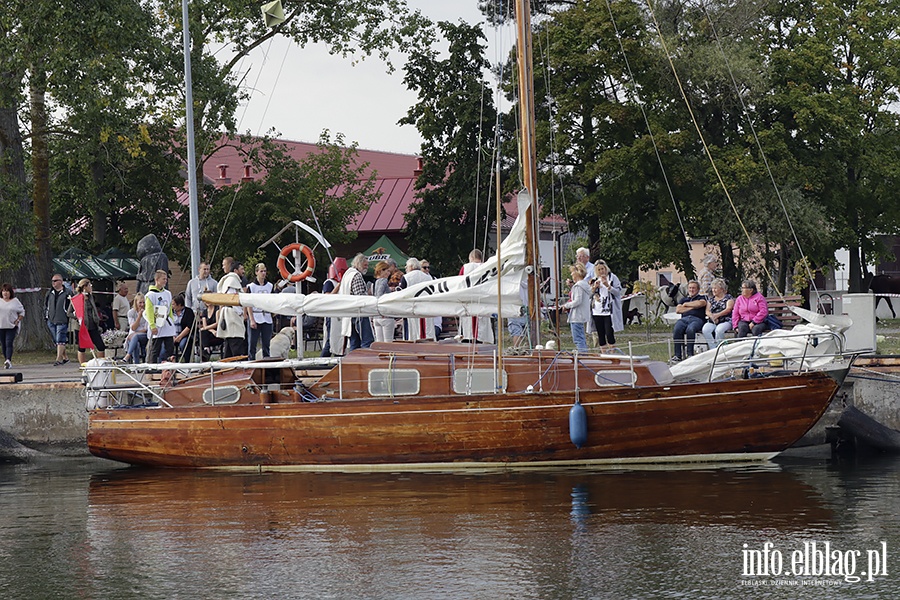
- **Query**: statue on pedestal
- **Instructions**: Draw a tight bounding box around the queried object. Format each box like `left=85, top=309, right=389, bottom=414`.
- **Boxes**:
left=136, top=234, right=169, bottom=294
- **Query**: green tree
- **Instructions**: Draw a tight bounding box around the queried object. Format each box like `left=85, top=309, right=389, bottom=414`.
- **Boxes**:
left=504, top=0, right=686, bottom=285
left=0, top=0, right=428, bottom=350
left=400, top=20, right=498, bottom=275
left=762, top=0, right=900, bottom=291
left=202, top=132, right=380, bottom=271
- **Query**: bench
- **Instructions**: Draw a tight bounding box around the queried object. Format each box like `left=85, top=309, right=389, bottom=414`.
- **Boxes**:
left=767, top=295, right=804, bottom=329
left=675, top=294, right=804, bottom=354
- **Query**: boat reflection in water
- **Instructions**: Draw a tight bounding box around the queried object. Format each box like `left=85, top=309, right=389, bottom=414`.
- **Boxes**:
left=81, top=465, right=838, bottom=598
left=88, top=466, right=835, bottom=530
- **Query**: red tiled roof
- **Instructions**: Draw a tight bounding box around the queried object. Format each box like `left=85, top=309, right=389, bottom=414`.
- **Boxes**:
left=200, top=137, right=420, bottom=232
left=193, top=137, right=568, bottom=236
left=349, top=178, right=417, bottom=232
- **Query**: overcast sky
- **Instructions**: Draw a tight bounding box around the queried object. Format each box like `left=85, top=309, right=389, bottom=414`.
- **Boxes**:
left=234, top=1, right=512, bottom=155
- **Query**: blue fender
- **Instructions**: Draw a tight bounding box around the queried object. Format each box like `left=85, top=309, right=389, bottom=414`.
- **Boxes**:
left=569, top=402, right=588, bottom=448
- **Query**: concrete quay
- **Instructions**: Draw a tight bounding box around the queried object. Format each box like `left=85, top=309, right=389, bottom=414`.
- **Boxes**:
left=0, top=361, right=88, bottom=456
left=0, top=356, right=898, bottom=461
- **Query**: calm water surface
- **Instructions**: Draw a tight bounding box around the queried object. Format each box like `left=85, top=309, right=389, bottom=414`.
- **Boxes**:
left=1, top=456, right=899, bottom=599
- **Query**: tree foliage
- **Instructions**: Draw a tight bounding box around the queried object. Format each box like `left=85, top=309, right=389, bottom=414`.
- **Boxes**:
left=481, top=0, right=900, bottom=293
left=760, top=0, right=900, bottom=291
left=201, top=132, right=380, bottom=270
left=400, top=20, right=498, bottom=275
left=0, top=0, right=428, bottom=350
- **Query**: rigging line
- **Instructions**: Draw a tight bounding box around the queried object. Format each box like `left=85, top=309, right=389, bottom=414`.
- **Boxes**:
left=533, top=5, right=562, bottom=307
left=207, top=40, right=289, bottom=271
left=643, top=0, right=784, bottom=297
left=526, top=6, right=572, bottom=252
left=534, top=8, right=559, bottom=220
left=256, top=38, right=292, bottom=137
left=209, top=184, right=244, bottom=269
left=604, top=0, right=691, bottom=259
left=480, top=0, right=503, bottom=257
left=702, top=8, right=819, bottom=302
left=237, top=36, right=278, bottom=132
left=530, top=2, right=570, bottom=314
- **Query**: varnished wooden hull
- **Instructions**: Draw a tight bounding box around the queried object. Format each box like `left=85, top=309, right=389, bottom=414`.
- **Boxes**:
left=87, top=370, right=840, bottom=469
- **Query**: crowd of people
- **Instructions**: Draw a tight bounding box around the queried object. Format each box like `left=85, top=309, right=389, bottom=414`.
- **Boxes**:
left=670, top=273, right=772, bottom=363
left=559, top=247, right=625, bottom=354
left=556, top=249, right=776, bottom=361
left=319, top=254, right=451, bottom=356
left=7, top=246, right=763, bottom=368
left=0, top=250, right=480, bottom=367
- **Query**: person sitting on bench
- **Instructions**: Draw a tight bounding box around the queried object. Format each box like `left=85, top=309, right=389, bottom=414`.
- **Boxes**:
left=671, top=280, right=707, bottom=362
left=732, top=279, right=769, bottom=337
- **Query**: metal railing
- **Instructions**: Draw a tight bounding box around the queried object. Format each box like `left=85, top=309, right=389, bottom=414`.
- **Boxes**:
left=701, top=330, right=851, bottom=382
left=83, top=357, right=339, bottom=409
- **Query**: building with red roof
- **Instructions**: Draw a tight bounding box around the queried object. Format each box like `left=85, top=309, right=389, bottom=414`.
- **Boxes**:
left=198, top=136, right=569, bottom=297
left=201, top=137, right=423, bottom=258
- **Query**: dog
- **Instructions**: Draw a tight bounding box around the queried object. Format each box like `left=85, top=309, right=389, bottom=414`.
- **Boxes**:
left=625, top=307, right=642, bottom=326
left=260, top=326, right=296, bottom=360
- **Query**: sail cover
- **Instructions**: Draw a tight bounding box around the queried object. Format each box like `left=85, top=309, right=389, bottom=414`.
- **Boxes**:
left=214, top=191, right=532, bottom=319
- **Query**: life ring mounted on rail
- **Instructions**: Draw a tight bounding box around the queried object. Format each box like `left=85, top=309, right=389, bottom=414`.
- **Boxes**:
left=277, top=243, right=316, bottom=282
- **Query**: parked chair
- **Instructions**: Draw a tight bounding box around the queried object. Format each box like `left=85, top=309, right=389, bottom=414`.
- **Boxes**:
left=302, top=316, right=323, bottom=352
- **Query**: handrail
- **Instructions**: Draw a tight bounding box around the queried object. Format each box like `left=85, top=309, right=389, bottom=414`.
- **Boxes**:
left=703, top=330, right=849, bottom=382
left=82, top=357, right=341, bottom=408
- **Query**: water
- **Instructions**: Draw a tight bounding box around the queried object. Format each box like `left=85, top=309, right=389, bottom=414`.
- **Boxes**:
left=1, top=456, right=899, bottom=599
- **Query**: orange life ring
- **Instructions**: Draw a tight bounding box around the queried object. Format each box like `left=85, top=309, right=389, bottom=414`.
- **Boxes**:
left=277, top=243, right=316, bottom=282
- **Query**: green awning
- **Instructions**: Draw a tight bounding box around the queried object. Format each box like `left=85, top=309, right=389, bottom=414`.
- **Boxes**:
left=363, top=235, right=408, bottom=275
left=54, top=248, right=132, bottom=280
left=97, top=247, right=141, bottom=278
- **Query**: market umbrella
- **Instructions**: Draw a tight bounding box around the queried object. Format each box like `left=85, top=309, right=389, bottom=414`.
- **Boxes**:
left=362, top=235, right=409, bottom=275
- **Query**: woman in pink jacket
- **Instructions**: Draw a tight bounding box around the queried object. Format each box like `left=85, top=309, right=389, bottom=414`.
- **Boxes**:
left=732, top=279, right=769, bottom=337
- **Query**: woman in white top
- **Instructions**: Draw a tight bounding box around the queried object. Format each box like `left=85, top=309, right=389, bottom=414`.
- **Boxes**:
left=124, top=293, right=149, bottom=364
left=590, top=263, right=617, bottom=353
left=248, top=262, right=274, bottom=358
left=0, top=283, right=25, bottom=369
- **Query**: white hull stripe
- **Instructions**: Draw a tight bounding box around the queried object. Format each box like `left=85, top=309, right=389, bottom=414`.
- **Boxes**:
left=203, top=452, right=781, bottom=472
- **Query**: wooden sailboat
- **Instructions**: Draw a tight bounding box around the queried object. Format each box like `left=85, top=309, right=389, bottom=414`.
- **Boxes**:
left=84, top=0, right=853, bottom=470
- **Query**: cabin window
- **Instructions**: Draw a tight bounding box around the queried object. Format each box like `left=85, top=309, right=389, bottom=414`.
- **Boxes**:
left=453, top=369, right=507, bottom=394
left=368, top=369, right=420, bottom=397
left=203, top=385, right=241, bottom=405
left=593, top=370, right=637, bottom=387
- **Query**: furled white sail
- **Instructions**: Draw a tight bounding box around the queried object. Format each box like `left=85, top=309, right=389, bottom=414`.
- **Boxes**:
left=669, top=321, right=849, bottom=381
left=206, top=191, right=532, bottom=319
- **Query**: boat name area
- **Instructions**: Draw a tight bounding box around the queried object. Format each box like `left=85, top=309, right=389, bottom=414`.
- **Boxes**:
left=413, top=264, right=502, bottom=298
left=740, top=541, right=889, bottom=584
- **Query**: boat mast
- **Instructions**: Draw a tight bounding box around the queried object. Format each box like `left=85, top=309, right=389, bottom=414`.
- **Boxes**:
left=515, top=0, right=541, bottom=344
left=182, top=0, right=201, bottom=279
